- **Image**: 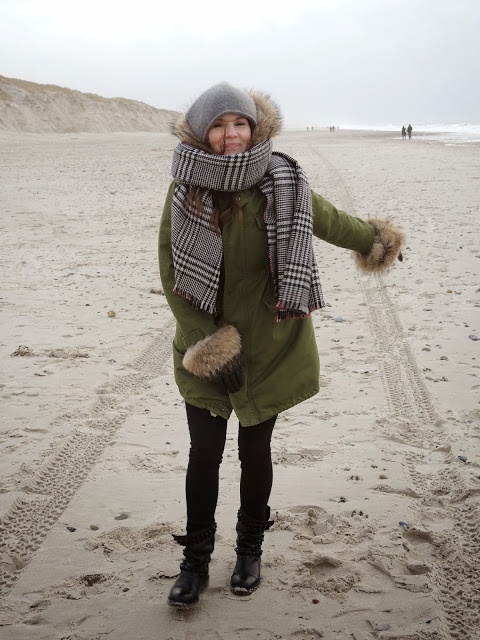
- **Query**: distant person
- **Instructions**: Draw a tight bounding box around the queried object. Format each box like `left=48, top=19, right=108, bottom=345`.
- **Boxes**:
left=407, top=124, right=412, bottom=140
left=402, top=126, right=407, bottom=140
left=159, top=81, right=405, bottom=608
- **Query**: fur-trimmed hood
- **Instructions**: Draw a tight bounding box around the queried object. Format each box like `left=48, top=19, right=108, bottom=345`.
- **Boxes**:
left=170, top=89, right=282, bottom=152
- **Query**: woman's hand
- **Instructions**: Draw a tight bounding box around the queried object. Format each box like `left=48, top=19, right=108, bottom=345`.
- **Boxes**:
left=218, top=357, right=243, bottom=393
left=183, top=324, right=243, bottom=392
left=353, top=217, right=405, bottom=273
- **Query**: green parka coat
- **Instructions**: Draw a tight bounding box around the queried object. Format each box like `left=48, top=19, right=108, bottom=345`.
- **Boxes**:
left=159, top=182, right=377, bottom=426
left=159, top=91, right=404, bottom=427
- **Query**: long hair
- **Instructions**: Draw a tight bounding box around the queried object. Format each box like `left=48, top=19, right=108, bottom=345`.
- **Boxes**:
left=186, top=186, right=235, bottom=236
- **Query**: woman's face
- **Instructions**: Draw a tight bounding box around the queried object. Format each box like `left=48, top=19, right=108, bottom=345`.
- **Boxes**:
left=207, top=113, right=252, bottom=155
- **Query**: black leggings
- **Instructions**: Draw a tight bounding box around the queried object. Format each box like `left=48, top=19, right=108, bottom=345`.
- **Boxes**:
left=185, top=402, right=277, bottom=532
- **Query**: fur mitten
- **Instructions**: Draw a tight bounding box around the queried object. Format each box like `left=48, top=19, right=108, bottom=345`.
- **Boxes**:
left=183, top=325, right=242, bottom=387
left=353, top=217, right=405, bottom=273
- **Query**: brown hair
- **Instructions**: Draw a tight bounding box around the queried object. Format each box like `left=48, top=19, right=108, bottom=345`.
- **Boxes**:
left=186, top=186, right=235, bottom=235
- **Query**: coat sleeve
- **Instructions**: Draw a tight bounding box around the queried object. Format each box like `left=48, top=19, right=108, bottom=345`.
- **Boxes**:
left=158, top=182, right=217, bottom=349
left=311, top=190, right=375, bottom=252
left=311, top=191, right=405, bottom=273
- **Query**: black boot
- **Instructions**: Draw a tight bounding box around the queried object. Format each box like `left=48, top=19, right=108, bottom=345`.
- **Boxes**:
left=168, top=523, right=216, bottom=608
left=230, top=508, right=273, bottom=595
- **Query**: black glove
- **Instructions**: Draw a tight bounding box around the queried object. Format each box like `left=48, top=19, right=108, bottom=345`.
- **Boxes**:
left=218, top=358, right=243, bottom=393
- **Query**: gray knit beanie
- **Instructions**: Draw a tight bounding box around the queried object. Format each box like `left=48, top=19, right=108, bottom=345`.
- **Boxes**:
left=186, top=82, right=258, bottom=143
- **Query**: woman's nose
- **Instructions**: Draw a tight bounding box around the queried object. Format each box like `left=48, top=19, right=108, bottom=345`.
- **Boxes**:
left=225, top=123, right=237, bottom=138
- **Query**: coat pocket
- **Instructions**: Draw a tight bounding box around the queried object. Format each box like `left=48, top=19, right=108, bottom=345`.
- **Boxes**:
left=261, top=276, right=277, bottom=311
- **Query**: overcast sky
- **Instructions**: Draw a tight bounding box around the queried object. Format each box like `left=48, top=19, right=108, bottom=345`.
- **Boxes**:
left=1, top=0, right=478, bottom=127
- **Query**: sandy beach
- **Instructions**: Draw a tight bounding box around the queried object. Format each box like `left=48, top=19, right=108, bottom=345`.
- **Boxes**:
left=1, top=128, right=479, bottom=640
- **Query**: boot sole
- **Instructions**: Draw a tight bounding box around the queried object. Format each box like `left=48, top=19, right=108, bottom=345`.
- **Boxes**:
left=230, top=582, right=260, bottom=596
left=167, top=599, right=198, bottom=608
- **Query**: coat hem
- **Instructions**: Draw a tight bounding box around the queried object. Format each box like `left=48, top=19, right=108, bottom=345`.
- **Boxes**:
left=178, top=385, right=319, bottom=426
left=179, top=394, right=233, bottom=421
left=237, top=385, right=319, bottom=426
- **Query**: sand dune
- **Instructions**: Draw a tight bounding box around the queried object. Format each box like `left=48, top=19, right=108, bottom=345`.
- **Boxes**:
left=0, top=76, right=179, bottom=133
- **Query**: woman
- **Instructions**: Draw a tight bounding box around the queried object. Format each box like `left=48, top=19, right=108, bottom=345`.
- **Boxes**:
left=158, top=82, right=404, bottom=607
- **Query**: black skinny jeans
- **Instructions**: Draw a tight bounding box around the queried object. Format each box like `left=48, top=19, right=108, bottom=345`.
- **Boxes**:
left=185, top=402, right=277, bottom=533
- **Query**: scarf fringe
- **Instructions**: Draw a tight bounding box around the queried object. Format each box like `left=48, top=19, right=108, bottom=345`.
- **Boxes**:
left=275, top=302, right=325, bottom=322
left=173, top=287, right=216, bottom=315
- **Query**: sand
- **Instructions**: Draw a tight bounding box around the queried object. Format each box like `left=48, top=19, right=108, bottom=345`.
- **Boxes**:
left=1, top=128, right=479, bottom=640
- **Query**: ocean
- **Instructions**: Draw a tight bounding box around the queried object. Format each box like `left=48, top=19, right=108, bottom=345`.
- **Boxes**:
left=340, top=122, right=480, bottom=144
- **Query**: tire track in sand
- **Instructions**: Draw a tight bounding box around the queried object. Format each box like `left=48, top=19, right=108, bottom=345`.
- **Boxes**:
left=0, top=326, right=173, bottom=600
left=295, top=142, right=480, bottom=640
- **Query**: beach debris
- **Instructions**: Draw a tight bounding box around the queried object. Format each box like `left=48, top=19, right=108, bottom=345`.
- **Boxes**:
left=333, top=316, right=346, bottom=322
left=114, top=512, right=129, bottom=520
left=66, top=526, right=77, bottom=532
left=107, top=310, right=116, bottom=318
left=149, top=287, right=164, bottom=295
left=90, top=524, right=99, bottom=531
left=11, top=345, right=33, bottom=357
left=469, top=334, right=479, bottom=341
left=440, top=355, right=448, bottom=360
left=458, top=455, right=467, bottom=463
left=399, top=521, right=411, bottom=529
left=339, top=496, right=347, bottom=503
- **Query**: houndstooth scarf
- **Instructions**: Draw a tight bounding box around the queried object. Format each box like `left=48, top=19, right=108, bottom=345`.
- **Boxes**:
left=170, top=139, right=324, bottom=321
